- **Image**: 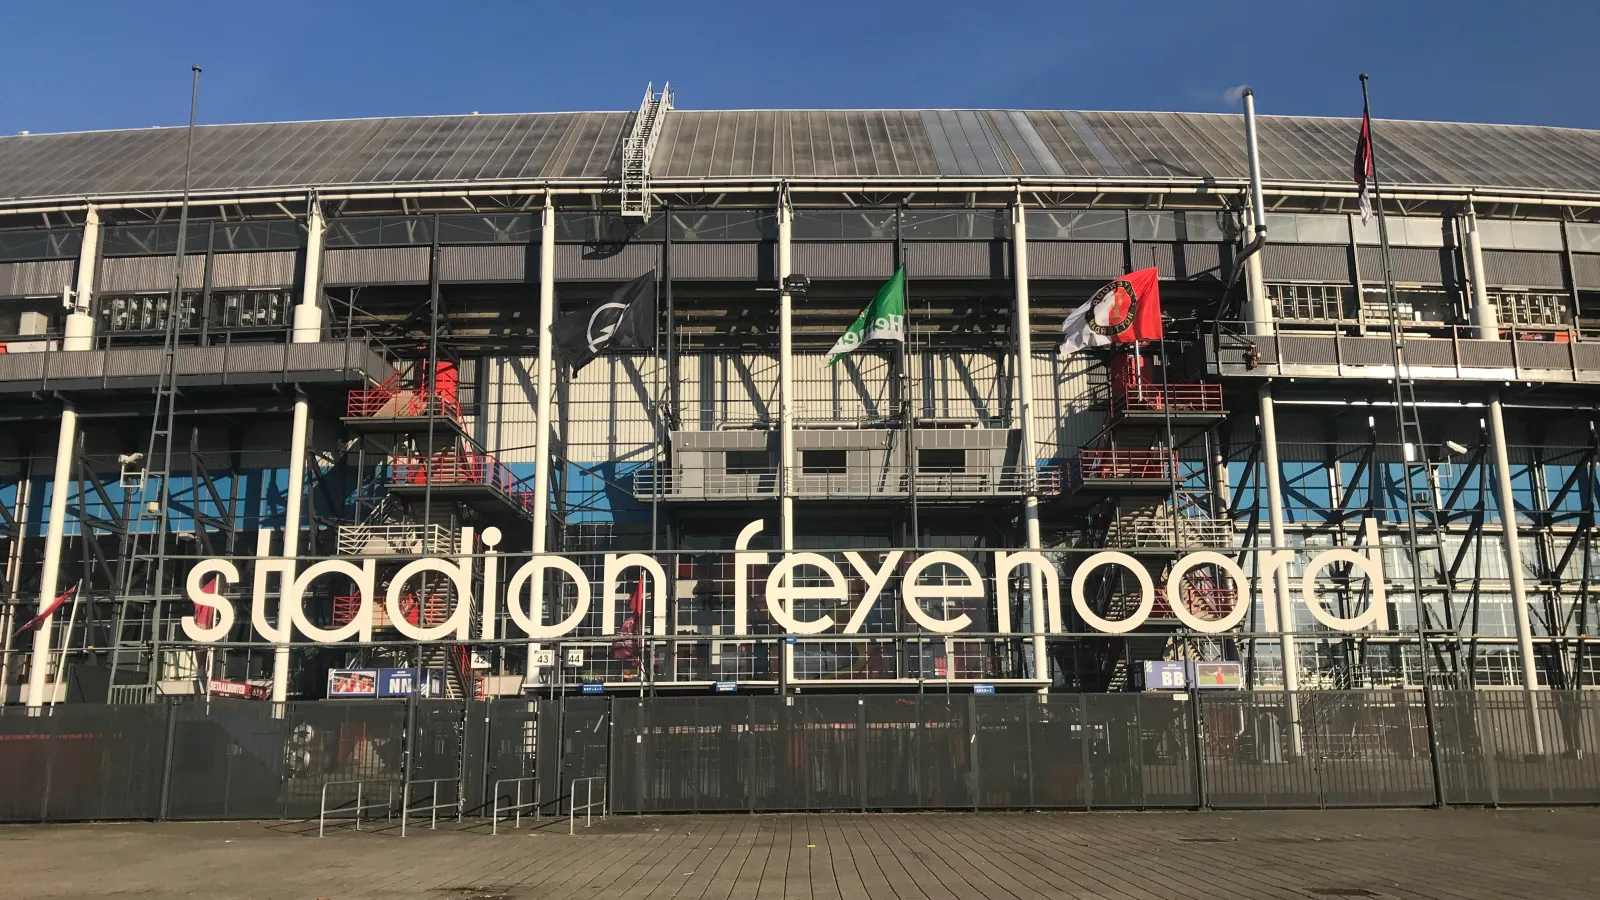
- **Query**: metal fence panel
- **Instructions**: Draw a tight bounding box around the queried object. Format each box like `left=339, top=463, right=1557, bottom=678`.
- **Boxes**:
left=1436, top=691, right=1600, bottom=806
left=0, top=704, right=168, bottom=822
left=166, top=699, right=287, bottom=820
left=794, top=695, right=863, bottom=810
left=482, top=698, right=539, bottom=814
left=279, top=700, right=407, bottom=819
left=1200, top=692, right=1321, bottom=808
left=973, top=695, right=1035, bottom=808
left=1084, top=693, right=1197, bottom=808
left=536, top=697, right=610, bottom=814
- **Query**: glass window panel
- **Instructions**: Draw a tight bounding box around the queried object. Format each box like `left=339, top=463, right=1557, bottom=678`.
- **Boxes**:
left=1128, top=211, right=1177, bottom=241
left=1568, top=222, right=1600, bottom=253
left=324, top=216, right=433, bottom=247
left=791, top=210, right=896, bottom=240
left=211, top=220, right=302, bottom=252
left=1293, top=214, right=1349, bottom=244
left=101, top=223, right=211, bottom=256
left=1475, top=219, right=1515, bottom=250
left=1025, top=210, right=1126, bottom=241
left=900, top=210, right=1002, bottom=240
left=669, top=210, right=775, bottom=241
left=437, top=213, right=538, bottom=244
left=0, top=227, right=82, bottom=262
left=554, top=212, right=662, bottom=243
left=1181, top=211, right=1228, bottom=242
left=1509, top=221, right=1565, bottom=251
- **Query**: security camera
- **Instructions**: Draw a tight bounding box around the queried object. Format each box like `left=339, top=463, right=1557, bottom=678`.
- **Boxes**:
left=1444, top=440, right=1468, bottom=456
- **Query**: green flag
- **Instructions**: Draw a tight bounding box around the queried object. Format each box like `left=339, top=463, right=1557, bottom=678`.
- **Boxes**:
left=825, top=267, right=906, bottom=366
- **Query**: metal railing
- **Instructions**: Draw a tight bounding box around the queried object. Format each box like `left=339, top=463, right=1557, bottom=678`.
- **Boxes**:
left=347, top=385, right=461, bottom=422
left=399, top=777, right=460, bottom=837
left=1058, top=450, right=1178, bottom=489
left=1111, top=379, right=1225, bottom=418
left=1207, top=320, right=1600, bottom=383
left=332, top=591, right=453, bottom=629
left=318, top=779, right=394, bottom=837
left=491, top=776, right=540, bottom=835
left=630, top=465, right=1037, bottom=501
left=336, top=523, right=452, bottom=556
left=569, top=776, right=607, bottom=834
left=385, top=453, right=537, bottom=514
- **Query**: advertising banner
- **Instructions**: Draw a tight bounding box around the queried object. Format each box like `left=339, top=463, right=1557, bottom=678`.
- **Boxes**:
left=327, top=669, right=378, bottom=698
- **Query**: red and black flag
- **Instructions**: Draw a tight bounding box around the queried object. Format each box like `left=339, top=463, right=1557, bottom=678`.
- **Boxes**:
left=13, top=581, right=79, bottom=636
left=1354, top=100, right=1374, bottom=224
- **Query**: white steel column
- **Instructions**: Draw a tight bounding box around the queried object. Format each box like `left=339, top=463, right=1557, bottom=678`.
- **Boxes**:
left=26, top=208, right=101, bottom=708
left=1464, top=205, right=1498, bottom=340
left=532, top=198, right=557, bottom=555
left=1488, top=395, right=1541, bottom=695
left=777, top=197, right=795, bottom=552
left=1244, top=205, right=1272, bottom=335
left=1259, top=388, right=1305, bottom=758
left=1011, top=200, right=1047, bottom=686
left=528, top=198, right=558, bottom=686
left=272, top=199, right=325, bottom=703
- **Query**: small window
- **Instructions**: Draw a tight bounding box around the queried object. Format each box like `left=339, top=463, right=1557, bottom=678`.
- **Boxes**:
left=918, top=449, right=965, bottom=472
left=725, top=451, right=770, bottom=475
left=802, top=450, right=848, bottom=475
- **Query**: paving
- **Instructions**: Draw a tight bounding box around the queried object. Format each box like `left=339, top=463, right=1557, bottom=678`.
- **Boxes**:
left=2, top=808, right=1598, bottom=899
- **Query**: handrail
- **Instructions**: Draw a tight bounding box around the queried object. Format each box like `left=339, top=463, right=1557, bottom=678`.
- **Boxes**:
left=400, top=777, right=461, bottom=837
left=318, top=778, right=394, bottom=837
left=569, top=776, right=607, bottom=835
left=491, top=776, right=540, bottom=835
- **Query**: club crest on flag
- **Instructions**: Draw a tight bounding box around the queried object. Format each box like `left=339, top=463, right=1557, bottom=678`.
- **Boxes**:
left=1086, top=279, right=1141, bottom=339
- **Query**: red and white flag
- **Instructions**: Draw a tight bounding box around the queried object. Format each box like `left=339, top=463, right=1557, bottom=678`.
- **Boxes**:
left=611, top=577, right=644, bottom=661
left=1058, top=267, right=1163, bottom=356
left=195, top=576, right=220, bottom=630
left=14, top=581, right=79, bottom=636
left=1354, top=101, right=1374, bottom=224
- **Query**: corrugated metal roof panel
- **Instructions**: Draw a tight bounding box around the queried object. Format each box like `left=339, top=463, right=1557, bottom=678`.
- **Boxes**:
left=5, top=110, right=1600, bottom=201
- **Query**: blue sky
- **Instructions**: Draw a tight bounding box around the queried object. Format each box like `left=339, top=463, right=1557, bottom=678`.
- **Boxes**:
left=3, top=0, right=1597, bottom=135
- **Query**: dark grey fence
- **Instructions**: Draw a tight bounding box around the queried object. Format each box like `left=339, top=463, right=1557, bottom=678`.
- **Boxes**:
left=4, top=690, right=1600, bottom=822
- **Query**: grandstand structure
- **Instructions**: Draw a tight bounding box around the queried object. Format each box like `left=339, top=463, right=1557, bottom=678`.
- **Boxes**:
left=3, top=88, right=1600, bottom=707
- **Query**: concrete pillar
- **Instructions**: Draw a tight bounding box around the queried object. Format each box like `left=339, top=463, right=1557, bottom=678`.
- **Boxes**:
left=270, top=199, right=325, bottom=703
left=1464, top=206, right=1498, bottom=340
left=1488, top=395, right=1543, bottom=697
left=777, top=196, right=795, bottom=688
left=26, top=314, right=96, bottom=708
left=1259, top=387, right=1303, bottom=751
left=1011, top=201, right=1047, bottom=687
left=1244, top=205, right=1273, bottom=336
left=24, top=208, right=101, bottom=709
left=777, top=199, right=794, bottom=553
left=528, top=199, right=558, bottom=686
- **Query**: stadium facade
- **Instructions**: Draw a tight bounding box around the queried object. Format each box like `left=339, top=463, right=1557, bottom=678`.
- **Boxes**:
left=3, top=84, right=1600, bottom=716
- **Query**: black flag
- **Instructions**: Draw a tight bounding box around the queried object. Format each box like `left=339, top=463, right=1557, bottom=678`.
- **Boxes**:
left=550, top=271, right=656, bottom=373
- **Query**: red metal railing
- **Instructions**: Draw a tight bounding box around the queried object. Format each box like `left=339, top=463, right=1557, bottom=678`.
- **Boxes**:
left=1151, top=586, right=1238, bottom=620
left=1111, top=380, right=1224, bottom=416
left=347, top=386, right=462, bottom=421
left=386, top=452, right=535, bottom=513
left=1066, top=449, right=1176, bottom=485
left=332, top=592, right=453, bottom=628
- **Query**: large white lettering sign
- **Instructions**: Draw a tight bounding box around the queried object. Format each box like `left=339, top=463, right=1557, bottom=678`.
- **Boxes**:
left=183, top=518, right=1398, bottom=644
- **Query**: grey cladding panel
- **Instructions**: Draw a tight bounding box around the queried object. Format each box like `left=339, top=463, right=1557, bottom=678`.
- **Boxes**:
left=1574, top=254, right=1600, bottom=290
left=99, top=255, right=205, bottom=292
left=1027, top=242, right=1125, bottom=280
left=1262, top=245, right=1351, bottom=283
left=670, top=242, right=771, bottom=280
left=792, top=243, right=895, bottom=279
left=1356, top=246, right=1449, bottom=285
left=1483, top=250, right=1567, bottom=289
left=322, top=247, right=429, bottom=285
left=438, top=245, right=534, bottom=283
left=904, top=241, right=1006, bottom=279
left=1135, top=243, right=1223, bottom=281
left=210, top=251, right=297, bottom=289
left=0, top=259, right=74, bottom=297
left=554, top=242, right=660, bottom=280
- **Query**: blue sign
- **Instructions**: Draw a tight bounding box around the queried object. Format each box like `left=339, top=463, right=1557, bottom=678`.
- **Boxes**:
left=785, top=636, right=798, bottom=645
left=973, top=683, right=996, bottom=695
left=580, top=682, right=605, bottom=695
left=714, top=681, right=738, bottom=693
left=1143, top=661, right=1190, bottom=690
left=378, top=668, right=444, bottom=698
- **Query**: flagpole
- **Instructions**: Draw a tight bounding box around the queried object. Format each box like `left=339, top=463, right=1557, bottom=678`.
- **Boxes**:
left=897, top=206, right=919, bottom=548
left=649, top=265, right=662, bottom=698
left=1361, top=73, right=1453, bottom=799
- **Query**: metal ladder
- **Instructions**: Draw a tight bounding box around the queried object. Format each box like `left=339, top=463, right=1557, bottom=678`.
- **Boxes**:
left=106, top=283, right=188, bottom=703
left=619, top=83, right=672, bottom=218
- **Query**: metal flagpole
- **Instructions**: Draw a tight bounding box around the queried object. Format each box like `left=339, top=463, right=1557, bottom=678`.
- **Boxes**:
left=1361, top=74, right=1450, bottom=802
left=897, top=206, right=919, bottom=547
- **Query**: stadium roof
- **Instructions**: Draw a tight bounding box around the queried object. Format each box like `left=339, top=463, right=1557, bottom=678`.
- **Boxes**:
left=3, top=109, right=1600, bottom=202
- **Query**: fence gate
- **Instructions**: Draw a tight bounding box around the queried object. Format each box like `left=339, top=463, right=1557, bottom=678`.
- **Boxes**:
left=537, top=697, right=611, bottom=814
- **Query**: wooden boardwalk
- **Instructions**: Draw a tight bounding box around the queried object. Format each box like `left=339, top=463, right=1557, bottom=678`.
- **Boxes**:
left=3, top=808, right=1598, bottom=899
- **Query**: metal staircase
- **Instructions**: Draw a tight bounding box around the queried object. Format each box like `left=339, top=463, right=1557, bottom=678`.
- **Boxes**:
left=619, top=83, right=672, bottom=218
